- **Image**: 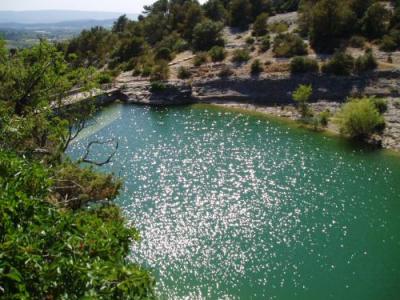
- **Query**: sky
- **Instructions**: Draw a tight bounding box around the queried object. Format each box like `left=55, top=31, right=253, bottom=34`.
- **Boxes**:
left=0, top=0, right=207, bottom=14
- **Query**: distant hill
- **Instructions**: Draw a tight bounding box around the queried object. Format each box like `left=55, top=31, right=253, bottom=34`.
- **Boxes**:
left=0, top=10, right=138, bottom=24
left=0, top=19, right=119, bottom=31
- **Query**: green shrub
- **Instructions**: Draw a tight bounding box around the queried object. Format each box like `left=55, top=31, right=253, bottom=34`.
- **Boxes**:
left=318, top=110, right=331, bottom=127
left=322, top=52, right=354, bottom=76
left=349, top=36, right=366, bottom=48
left=336, top=97, right=385, bottom=138
left=0, top=152, right=155, bottom=299
left=177, top=66, right=192, bottom=79
left=354, top=49, right=377, bottom=73
left=293, top=84, right=313, bottom=118
left=231, top=48, right=251, bottom=63
left=269, top=22, right=289, bottom=34
left=193, top=52, right=208, bottom=66
left=150, top=60, right=169, bottom=81
left=253, top=13, right=269, bottom=36
left=251, top=59, right=263, bottom=75
left=192, top=20, right=224, bottom=51
left=96, top=71, right=113, bottom=84
left=218, top=65, right=234, bottom=77
left=273, top=33, right=307, bottom=58
left=371, top=97, right=388, bottom=114
left=150, top=81, right=167, bottom=92
left=141, top=64, right=153, bottom=77
left=380, top=34, right=398, bottom=52
left=246, top=36, right=255, bottom=45
left=290, top=56, right=319, bottom=74
left=155, top=47, right=172, bottom=61
left=259, top=35, right=271, bottom=52
left=208, top=46, right=226, bottom=62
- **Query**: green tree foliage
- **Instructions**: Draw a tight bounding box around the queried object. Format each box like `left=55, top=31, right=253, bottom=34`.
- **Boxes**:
left=273, top=33, right=307, bottom=57
left=321, top=51, right=355, bottom=76
left=251, top=59, right=263, bottom=75
left=231, top=48, right=251, bottom=63
left=290, top=56, right=319, bottom=74
left=292, top=84, right=313, bottom=118
left=259, top=35, right=271, bottom=52
left=336, top=97, right=385, bottom=138
left=0, top=152, right=155, bottom=299
left=229, top=0, right=253, bottom=28
left=253, top=13, right=269, bottom=36
left=204, top=0, right=228, bottom=21
left=354, top=48, right=377, bottom=73
left=209, top=46, right=227, bottom=62
left=66, top=26, right=116, bottom=67
left=150, top=60, right=170, bottom=81
left=192, top=20, right=224, bottom=51
left=112, top=14, right=130, bottom=33
left=0, top=40, right=156, bottom=298
left=361, top=3, right=391, bottom=39
left=306, top=0, right=356, bottom=53
left=177, top=66, right=192, bottom=79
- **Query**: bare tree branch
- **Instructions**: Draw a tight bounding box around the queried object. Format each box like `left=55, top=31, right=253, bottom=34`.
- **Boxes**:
left=79, top=139, right=119, bottom=166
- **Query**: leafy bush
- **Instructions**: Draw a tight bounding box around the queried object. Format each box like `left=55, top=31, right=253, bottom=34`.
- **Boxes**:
left=231, top=48, right=251, bottom=63
left=269, top=22, right=289, bottom=34
left=318, top=110, right=331, bottom=127
left=290, top=56, right=319, bottom=74
left=0, top=152, right=155, bottom=299
left=336, top=97, right=385, bottom=138
left=251, top=59, right=263, bottom=75
left=192, top=20, right=224, bottom=51
left=96, top=71, right=113, bottom=85
left=354, top=49, right=377, bottom=73
left=246, top=36, right=255, bottom=45
left=322, top=52, right=354, bottom=76
left=208, top=46, right=226, bottom=62
left=273, top=33, right=307, bottom=58
left=379, top=30, right=400, bottom=52
left=253, top=13, right=269, bottom=36
left=141, top=64, right=153, bottom=77
left=150, top=81, right=167, bottom=92
left=371, top=97, right=388, bottom=114
left=150, top=60, right=169, bottom=81
left=177, top=66, right=192, bottom=79
left=361, top=3, right=390, bottom=39
left=193, top=52, right=208, bottom=66
left=293, top=84, right=313, bottom=118
left=155, top=47, right=172, bottom=61
left=349, top=36, right=366, bottom=48
left=259, top=35, right=271, bottom=52
left=218, top=65, right=234, bottom=77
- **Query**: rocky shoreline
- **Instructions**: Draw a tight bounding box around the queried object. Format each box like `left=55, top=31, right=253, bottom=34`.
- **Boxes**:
left=110, top=70, right=400, bottom=152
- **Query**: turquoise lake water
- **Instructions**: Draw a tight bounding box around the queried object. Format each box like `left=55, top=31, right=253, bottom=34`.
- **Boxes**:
left=68, top=103, right=400, bottom=299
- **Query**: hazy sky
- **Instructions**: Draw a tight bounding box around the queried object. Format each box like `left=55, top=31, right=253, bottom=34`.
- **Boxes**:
left=0, top=0, right=207, bottom=13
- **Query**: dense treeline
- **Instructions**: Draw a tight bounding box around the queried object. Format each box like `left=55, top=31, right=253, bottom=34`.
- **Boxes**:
left=0, top=40, right=155, bottom=298
left=60, top=0, right=400, bottom=81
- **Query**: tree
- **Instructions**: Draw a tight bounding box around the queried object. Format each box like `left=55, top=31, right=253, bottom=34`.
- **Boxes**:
left=361, top=3, right=391, bottom=39
left=192, top=20, right=224, bottom=51
left=204, top=0, right=228, bottom=22
left=273, top=33, right=307, bottom=57
left=307, top=0, right=356, bottom=53
left=293, top=84, right=313, bottom=118
left=0, top=41, right=156, bottom=298
left=112, top=14, right=130, bottom=33
left=321, top=51, right=355, bottom=76
left=229, top=0, right=253, bottom=29
left=336, top=97, right=385, bottom=138
left=253, top=13, right=269, bottom=36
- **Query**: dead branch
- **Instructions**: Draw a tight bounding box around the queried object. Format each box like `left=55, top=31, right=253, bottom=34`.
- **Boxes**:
left=79, top=139, right=119, bottom=166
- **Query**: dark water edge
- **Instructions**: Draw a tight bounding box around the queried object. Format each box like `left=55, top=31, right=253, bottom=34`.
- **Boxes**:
left=68, top=103, right=400, bottom=300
